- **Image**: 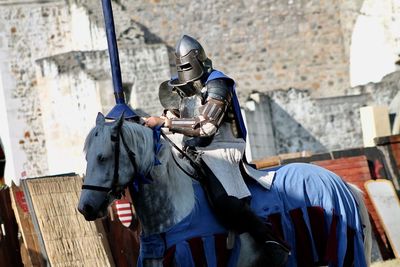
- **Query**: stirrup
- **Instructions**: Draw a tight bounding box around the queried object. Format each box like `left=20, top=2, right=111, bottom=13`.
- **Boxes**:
left=265, top=240, right=291, bottom=255
left=226, top=231, right=235, bottom=250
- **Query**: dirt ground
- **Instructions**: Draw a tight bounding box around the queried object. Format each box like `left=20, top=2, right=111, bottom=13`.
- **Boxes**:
left=371, top=259, right=400, bottom=267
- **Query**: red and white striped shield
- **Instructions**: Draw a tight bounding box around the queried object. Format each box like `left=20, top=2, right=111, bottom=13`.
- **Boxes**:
left=115, top=200, right=133, bottom=227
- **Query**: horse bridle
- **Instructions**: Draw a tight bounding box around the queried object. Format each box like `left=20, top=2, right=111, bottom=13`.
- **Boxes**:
left=82, top=119, right=204, bottom=201
left=82, top=121, right=139, bottom=201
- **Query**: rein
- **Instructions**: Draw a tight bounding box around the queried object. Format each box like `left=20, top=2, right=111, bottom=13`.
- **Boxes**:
left=160, top=131, right=204, bottom=183
left=82, top=121, right=204, bottom=199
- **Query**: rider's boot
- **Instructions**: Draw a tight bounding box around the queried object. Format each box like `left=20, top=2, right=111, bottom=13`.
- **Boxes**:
left=241, top=205, right=291, bottom=266
left=214, top=195, right=290, bottom=267
left=200, top=160, right=290, bottom=266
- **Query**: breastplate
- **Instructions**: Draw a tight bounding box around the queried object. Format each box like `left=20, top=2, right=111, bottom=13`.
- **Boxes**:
left=179, top=94, right=203, bottom=118
left=179, top=93, right=214, bottom=147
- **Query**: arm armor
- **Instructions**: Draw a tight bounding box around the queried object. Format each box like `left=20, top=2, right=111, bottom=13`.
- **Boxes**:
left=168, top=79, right=232, bottom=137
left=206, top=79, right=232, bottom=103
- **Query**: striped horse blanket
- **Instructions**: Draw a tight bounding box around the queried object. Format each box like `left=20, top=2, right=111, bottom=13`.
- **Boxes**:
left=138, top=163, right=367, bottom=267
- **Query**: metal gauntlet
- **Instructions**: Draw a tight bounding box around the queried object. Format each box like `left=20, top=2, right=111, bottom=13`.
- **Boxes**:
left=168, top=78, right=232, bottom=137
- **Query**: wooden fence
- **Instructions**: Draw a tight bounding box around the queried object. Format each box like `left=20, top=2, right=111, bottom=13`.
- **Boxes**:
left=375, top=135, right=400, bottom=192
left=102, top=193, right=141, bottom=267
left=3, top=135, right=400, bottom=266
left=312, top=156, right=393, bottom=259
left=0, top=187, right=23, bottom=267
left=252, top=137, right=400, bottom=260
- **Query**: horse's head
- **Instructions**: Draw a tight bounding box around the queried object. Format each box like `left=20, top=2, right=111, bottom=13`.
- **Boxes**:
left=78, top=112, right=144, bottom=221
left=78, top=112, right=196, bottom=234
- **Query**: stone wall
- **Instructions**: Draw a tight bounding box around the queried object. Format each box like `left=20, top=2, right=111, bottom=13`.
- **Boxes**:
left=1, top=0, right=399, bottom=184
left=245, top=71, right=400, bottom=158
left=36, top=57, right=102, bottom=175
left=72, top=0, right=400, bottom=100
left=244, top=94, right=276, bottom=160
left=37, top=43, right=170, bottom=114
left=0, top=1, right=73, bottom=184
left=346, top=0, right=400, bottom=86
left=34, top=42, right=169, bottom=176
left=0, top=0, right=171, bottom=184
left=118, top=44, right=170, bottom=115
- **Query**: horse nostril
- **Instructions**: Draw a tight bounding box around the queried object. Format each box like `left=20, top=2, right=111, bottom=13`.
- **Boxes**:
left=83, top=204, right=94, bottom=213
left=78, top=203, right=94, bottom=219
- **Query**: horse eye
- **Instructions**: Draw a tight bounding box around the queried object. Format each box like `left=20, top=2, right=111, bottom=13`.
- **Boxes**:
left=97, top=154, right=106, bottom=162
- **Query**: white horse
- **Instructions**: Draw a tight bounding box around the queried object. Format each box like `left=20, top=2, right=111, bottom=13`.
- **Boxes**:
left=78, top=113, right=371, bottom=267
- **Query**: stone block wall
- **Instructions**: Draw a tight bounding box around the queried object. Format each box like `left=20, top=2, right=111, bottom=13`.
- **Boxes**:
left=36, top=57, right=102, bottom=175
left=244, top=94, right=276, bottom=160
left=34, top=42, right=169, bottom=176
left=1, top=0, right=400, bottom=184
left=72, top=0, right=400, bottom=100
left=0, top=1, right=73, bottom=183
left=244, top=71, right=400, bottom=158
left=0, top=0, right=171, bottom=184
left=118, top=44, right=171, bottom=115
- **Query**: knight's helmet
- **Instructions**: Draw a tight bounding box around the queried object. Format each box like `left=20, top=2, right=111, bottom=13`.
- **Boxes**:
left=169, top=35, right=212, bottom=88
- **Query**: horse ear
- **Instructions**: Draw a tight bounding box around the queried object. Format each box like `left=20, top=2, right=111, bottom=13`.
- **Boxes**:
left=96, top=112, right=105, bottom=126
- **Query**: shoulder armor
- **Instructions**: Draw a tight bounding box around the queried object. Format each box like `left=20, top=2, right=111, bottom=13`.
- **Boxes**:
left=206, top=79, right=232, bottom=102
left=159, top=80, right=181, bottom=110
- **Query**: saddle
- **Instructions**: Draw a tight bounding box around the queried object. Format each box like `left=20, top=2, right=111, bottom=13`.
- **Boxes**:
left=183, top=146, right=276, bottom=191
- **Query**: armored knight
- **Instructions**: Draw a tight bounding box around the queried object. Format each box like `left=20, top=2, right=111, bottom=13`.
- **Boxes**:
left=145, top=35, right=290, bottom=264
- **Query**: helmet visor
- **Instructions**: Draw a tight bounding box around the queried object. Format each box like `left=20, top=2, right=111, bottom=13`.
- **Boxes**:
left=175, top=50, right=204, bottom=85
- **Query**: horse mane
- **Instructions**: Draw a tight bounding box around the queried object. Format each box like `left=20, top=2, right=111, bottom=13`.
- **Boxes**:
left=84, top=121, right=155, bottom=174
left=83, top=126, right=103, bottom=154
left=84, top=119, right=197, bottom=177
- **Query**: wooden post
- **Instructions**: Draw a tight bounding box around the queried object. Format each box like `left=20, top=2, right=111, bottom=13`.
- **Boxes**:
left=360, top=106, right=391, bottom=147
left=375, top=134, right=400, bottom=192
left=10, top=184, right=46, bottom=267
left=0, top=141, right=5, bottom=186
left=0, top=187, right=24, bottom=267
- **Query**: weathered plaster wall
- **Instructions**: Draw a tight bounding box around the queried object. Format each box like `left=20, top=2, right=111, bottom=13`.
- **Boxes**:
left=244, top=94, right=276, bottom=160
left=0, top=0, right=170, bottom=184
left=348, top=0, right=400, bottom=86
left=0, top=1, right=108, bottom=184
left=35, top=42, right=169, bottom=176
left=0, top=1, right=72, bottom=183
left=245, top=71, right=400, bottom=157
